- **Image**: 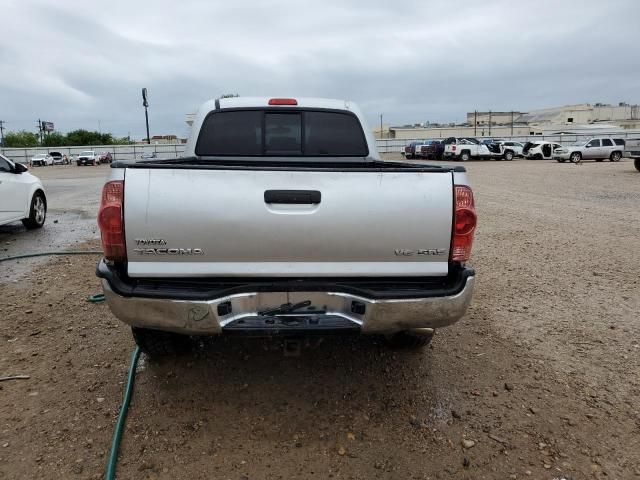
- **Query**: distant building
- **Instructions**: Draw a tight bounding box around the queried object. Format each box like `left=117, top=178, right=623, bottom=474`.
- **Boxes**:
left=389, top=102, right=640, bottom=139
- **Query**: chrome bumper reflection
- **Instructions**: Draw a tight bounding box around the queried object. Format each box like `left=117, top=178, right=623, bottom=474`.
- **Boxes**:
left=101, top=276, right=474, bottom=335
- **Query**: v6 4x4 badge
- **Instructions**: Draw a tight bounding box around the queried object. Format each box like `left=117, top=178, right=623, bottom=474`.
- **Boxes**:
left=395, top=248, right=446, bottom=256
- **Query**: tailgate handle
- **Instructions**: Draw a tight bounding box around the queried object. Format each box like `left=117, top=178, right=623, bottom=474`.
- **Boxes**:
left=264, top=190, right=321, bottom=204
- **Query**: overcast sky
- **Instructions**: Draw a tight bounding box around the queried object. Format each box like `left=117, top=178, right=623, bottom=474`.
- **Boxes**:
left=1, top=0, right=639, bottom=139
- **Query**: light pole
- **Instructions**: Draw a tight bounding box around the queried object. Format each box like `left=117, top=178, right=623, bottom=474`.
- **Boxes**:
left=380, top=114, right=383, bottom=139
left=142, top=88, right=150, bottom=144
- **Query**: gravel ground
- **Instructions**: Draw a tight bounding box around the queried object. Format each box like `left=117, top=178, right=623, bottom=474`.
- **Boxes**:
left=0, top=158, right=639, bottom=479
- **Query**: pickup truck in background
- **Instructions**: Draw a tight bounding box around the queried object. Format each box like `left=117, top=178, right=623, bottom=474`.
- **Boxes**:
left=623, top=137, right=640, bottom=171
left=96, top=97, right=477, bottom=356
left=401, top=141, right=424, bottom=159
left=417, top=139, right=445, bottom=160
left=442, top=137, right=494, bottom=161
left=77, top=151, right=100, bottom=166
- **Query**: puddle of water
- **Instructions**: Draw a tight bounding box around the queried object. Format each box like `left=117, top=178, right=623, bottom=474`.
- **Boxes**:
left=0, top=211, right=99, bottom=283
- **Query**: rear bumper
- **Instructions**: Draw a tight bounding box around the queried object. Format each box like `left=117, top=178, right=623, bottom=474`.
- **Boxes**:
left=97, top=261, right=475, bottom=335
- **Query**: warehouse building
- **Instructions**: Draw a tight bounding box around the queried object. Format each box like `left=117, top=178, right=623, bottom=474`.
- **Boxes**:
left=387, top=102, right=640, bottom=139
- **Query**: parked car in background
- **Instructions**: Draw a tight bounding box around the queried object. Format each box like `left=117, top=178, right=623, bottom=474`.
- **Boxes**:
left=31, top=153, right=53, bottom=167
left=140, top=152, right=157, bottom=160
left=77, top=151, right=100, bottom=166
left=481, top=138, right=504, bottom=146
left=417, top=140, right=444, bottom=160
left=401, top=141, right=425, bottom=159
left=0, top=154, right=47, bottom=229
left=49, top=152, right=69, bottom=165
left=99, top=152, right=113, bottom=163
left=496, top=141, right=525, bottom=158
left=622, top=138, right=640, bottom=171
left=523, top=141, right=563, bottom=160
left=553, top=137, right=625, bottom=163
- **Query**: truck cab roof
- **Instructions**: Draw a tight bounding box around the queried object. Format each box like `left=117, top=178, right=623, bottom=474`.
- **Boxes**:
left=185, top=97, right=380, bottom=160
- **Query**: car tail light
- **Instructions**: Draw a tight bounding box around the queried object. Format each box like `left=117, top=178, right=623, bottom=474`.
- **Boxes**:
left=98, top=180, right=126, bottom=261
left=268, top=98, right=297, bottom=105
left=452, top=145, right=456, bottom=151
left=451, top=185, right=477, bottom=262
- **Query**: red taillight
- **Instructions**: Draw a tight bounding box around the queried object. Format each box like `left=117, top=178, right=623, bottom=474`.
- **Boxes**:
left=452, top=145, right=456, bottom=151
left=268, top=98, right=297, bottom=105
left=451, top=185, right=477, bottom=262
left=97, top=180, right=126, bottom=261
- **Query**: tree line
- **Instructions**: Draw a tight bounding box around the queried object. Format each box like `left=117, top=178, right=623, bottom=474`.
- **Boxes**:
left=2, top=130, right=134, bottom=148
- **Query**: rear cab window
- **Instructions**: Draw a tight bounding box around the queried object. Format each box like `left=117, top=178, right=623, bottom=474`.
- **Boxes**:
left=195, top=109, right=368, bottom=157
left=613, top=139, right=625, bottom=146
left=602, top=139, right=613, bottom=147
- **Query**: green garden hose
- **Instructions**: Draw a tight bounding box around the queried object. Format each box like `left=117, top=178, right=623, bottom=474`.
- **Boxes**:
left=105, top=346, right=141, bottom=480
left=0, top=250, right=103, bottom=263
left=88, top=293, right=106, bottom=303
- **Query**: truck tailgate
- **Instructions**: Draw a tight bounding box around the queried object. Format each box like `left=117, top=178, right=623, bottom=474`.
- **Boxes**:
left=124, top=168, right=453, bottom=278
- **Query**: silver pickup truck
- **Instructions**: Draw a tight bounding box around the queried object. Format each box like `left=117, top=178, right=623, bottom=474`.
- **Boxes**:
left=96, top=97, right=477, bottom=356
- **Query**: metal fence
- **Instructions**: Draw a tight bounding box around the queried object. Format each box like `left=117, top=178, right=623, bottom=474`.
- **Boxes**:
left=0, top=143, right=186, bottom=164
left=3, top=133, right=640, bottom=161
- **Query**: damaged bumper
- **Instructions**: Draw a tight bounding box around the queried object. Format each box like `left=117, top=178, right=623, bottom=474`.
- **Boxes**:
left=97, top=260, right=475, bottom=336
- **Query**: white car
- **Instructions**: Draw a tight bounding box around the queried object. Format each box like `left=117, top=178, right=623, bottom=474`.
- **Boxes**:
left=77, top=151, right=100, bottom=166
left=522, top=141, right=563, bottom=160
left=553, top=137, right=625, bottom=163
left=31, top=153, right=54, bottom=167
left=0, top=154, right=47, bottom=229
left=496, top=141, right=525, bottom=158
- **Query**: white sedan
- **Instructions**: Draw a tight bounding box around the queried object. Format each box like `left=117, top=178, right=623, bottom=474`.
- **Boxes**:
left=0, top=154, right=47, bottom=229
left=31, top=153, right=54, bottom=167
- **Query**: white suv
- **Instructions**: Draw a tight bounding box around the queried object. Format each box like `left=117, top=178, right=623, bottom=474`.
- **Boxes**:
left=553, top=137, right=625, bottom=163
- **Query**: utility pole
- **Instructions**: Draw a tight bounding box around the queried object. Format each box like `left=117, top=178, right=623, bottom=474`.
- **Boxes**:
left=142, top=88, right=150, bottom=144
left=37, top=119, right=43, bottom=144
left=379, top=114, right=383, bottom=139
left=474, top=110, right=477, bottom=136
left=488, top=110, right=492, bottom=136
left=511, top=111, right=514, bottom=136
left=0, top=120, right=5, bottom=147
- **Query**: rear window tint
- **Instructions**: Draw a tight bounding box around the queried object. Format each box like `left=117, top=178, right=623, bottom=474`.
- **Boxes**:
left=601, top=139, right=613, bottom=147
left=196, top=109, right=368, bottom=157
left=613, top=138, right=625, bottom=146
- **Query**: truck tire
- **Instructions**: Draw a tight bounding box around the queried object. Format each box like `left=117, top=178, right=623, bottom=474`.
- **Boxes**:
left=131, top=327, right=191, bottom=356
left=22, top=191, right=47, bottom=229
left=569, top=152, right=582, bottom=164
left=460, top=151, right=471, bottom=162
left=609, top=151, right=622, bottom=162
left=504, top=150, right=514, bottom=161
left=385, top=330, right=434, bottom=349
left=635, top=158, right=640, bottom=171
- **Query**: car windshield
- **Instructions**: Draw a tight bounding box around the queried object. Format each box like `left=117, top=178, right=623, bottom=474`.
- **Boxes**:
left=80, top=151, right=94, bottom=156
left=33, top=154, right=46, bottom=158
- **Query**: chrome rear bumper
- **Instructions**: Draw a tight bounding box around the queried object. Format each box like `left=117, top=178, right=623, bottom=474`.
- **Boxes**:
left=101, top=275, right=474, bottom=335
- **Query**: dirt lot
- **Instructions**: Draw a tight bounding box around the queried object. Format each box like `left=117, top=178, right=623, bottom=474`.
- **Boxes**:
left=1, top=159, right=639, bottom=479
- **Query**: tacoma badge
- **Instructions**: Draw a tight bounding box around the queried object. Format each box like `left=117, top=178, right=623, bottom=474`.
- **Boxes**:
left=133, top=248, right=204, bottom=255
